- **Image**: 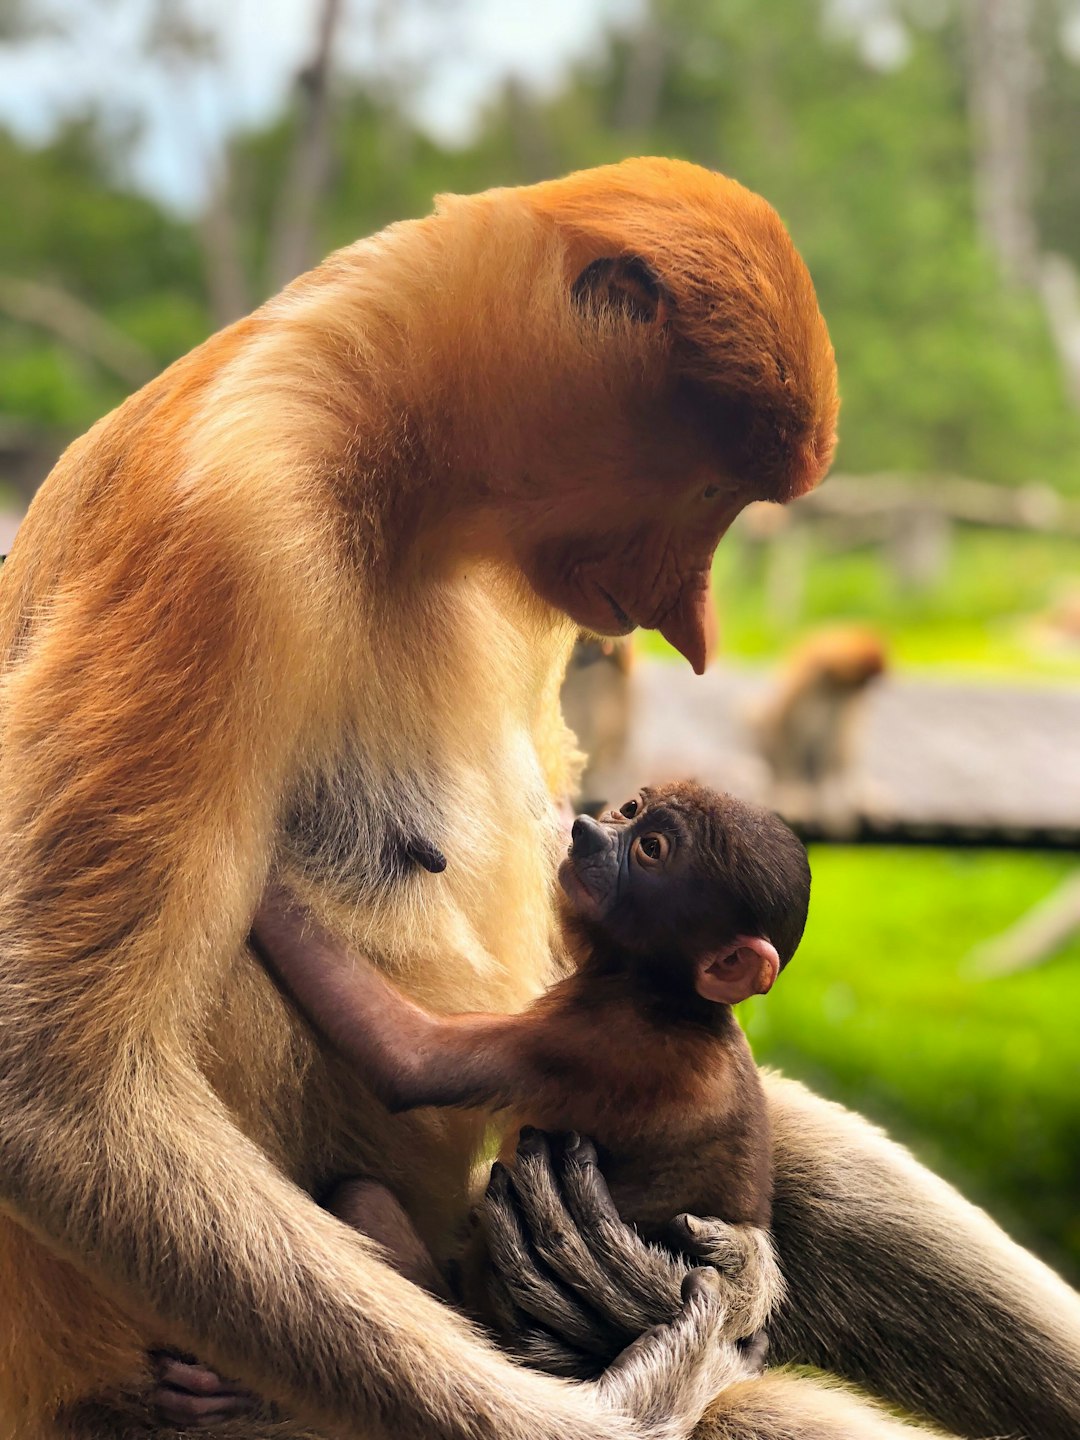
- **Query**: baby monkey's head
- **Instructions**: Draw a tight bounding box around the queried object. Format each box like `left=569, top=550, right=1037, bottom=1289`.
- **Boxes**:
left=558, top=781, right=810, bottom=1006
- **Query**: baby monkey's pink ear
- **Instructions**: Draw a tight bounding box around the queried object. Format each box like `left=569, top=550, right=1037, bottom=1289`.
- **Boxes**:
left=695, top=936, right=780, bottom=1005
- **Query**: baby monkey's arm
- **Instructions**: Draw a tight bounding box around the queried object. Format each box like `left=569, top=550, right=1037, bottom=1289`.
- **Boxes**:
left=251, top=886, right=548, bottom=1114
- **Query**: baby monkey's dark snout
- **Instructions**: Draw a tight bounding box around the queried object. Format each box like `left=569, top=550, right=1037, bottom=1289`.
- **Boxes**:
left=570, top=815, right=609, bottom=859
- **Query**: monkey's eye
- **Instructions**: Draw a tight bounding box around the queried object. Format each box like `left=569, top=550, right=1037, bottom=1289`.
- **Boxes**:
left=632, top=833, right=670, bottom=867
left=619, top=798, right=639, bottom=819
left=702, top=484, right=722, bottom=500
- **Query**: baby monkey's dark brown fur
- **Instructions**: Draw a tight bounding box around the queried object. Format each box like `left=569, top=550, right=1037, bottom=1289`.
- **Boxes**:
left=253, top=781, right=809, bottom=1315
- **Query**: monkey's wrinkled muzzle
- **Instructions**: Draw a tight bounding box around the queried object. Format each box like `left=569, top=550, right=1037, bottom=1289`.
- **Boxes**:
left=657, top=571, right=715, bottom=676
left=559, top=815, right=619, bottom=921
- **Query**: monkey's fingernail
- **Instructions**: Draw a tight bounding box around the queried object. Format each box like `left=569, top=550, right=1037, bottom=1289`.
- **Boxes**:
left=564, top=1131, right=581, bottom=1154
left=680, top=1214, right=701, bottom=1237
left=488, top=1162, right=509, bottom=1192
left=517, top=1127, right=546, bottom=1157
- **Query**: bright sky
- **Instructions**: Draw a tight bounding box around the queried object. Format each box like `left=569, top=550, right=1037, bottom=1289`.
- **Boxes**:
left=0, top=0, right=641, bottom=211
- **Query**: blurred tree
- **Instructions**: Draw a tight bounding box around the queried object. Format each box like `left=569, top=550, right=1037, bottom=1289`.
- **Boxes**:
left=268, top=0, right=346, bottom=290
left=0, top=114, right=205, bottom=459
left=964, top=0, right=1039, bottom=289
left=144, top=3, right=251, bottom=325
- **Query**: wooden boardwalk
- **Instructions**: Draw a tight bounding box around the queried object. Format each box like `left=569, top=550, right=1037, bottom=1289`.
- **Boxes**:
left=597, top=665, right=1080, bottom=847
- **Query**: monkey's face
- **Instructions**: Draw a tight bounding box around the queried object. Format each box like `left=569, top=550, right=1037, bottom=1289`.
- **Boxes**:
left=515, top=452, right=741, bottom=678
left=558, top=788, right=733, bottom=944
left=500, top=158, right=838, bottom=675
left=558, top=782, right=810, bottom=1005
left=500, top=275, right=753, bottom=678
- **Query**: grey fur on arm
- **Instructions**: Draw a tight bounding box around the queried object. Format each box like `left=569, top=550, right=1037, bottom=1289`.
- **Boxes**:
left=478, top=1131, right=777, bottom=1379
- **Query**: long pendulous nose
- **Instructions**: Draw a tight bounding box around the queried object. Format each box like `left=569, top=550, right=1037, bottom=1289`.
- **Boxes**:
left=570, top=815, right=609, bottom=859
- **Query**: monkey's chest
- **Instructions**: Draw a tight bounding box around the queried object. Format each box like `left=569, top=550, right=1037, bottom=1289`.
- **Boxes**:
left=280, top=732, right=559, bottom=988
left=504, top=1079, right=771, bottom=1235
left=282, top=758, right=449, bottom=897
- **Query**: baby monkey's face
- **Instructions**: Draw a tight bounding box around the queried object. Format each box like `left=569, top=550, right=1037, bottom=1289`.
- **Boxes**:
left=558, top=790, right=685, bottom=930
left=557, top=781, right=810, bottom=1006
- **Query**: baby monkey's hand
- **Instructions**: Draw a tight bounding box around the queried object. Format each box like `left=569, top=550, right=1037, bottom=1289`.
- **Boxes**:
left=664, top=1212, right=781, bottom=1341
left=479, top=1130, right=780, bottom=1379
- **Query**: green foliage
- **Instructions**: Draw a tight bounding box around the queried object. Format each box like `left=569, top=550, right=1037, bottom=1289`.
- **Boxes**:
left=0, top=337, right=116, bottom=428
left=741, top=846, right=1080, bottom=1280
left=0, top=116, right=205, bottom=432
left=0, top=118, right=202, bottom=303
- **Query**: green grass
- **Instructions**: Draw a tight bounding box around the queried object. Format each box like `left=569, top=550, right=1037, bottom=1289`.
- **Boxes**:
left=740, top=848, right=1080, bottom=1281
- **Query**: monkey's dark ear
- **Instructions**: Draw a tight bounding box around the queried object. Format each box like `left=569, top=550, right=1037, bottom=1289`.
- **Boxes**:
left=696, top=936, right=780, bottom=1006
left=571, top=256, right=671, bottom=326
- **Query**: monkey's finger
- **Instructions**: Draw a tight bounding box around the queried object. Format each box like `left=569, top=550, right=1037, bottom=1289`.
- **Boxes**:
left=738, top=1327, right=770, bottom=1375
left=485, top=1261, right=532, bottom=1338
left=508, top=1131, right=652, bottom=1342
left=680, top=1265, right=722, bottom=1306
left=666, top=1212, right=748, bottom=1275
left=560, top=1135, right=686, bottom=1318
left=481, top=1162, right=613, bottom=1356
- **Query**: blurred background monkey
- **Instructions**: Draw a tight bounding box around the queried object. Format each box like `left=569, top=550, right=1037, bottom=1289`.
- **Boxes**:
left=752, top=626, right=888, bottom=831
left=561, top=634, right=636, bottom=813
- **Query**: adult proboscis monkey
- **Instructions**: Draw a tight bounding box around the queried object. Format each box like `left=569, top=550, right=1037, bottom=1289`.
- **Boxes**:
left=0, top=158, right=1076, bottom=1440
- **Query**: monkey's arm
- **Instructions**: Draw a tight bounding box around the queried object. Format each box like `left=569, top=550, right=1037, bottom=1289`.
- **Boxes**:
left=763, top=1074, right=1080, bottom=1439
left=252, top=887, right=556, bottom=1114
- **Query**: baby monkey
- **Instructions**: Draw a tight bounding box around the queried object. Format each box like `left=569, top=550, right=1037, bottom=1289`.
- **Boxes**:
left=252, top=782, right=810, bottom=1349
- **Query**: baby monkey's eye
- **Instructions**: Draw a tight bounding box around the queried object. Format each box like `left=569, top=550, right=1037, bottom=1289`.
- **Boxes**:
left=632, top=833, right=670, bottom=867
left=619, top=798, right=639, bottom=819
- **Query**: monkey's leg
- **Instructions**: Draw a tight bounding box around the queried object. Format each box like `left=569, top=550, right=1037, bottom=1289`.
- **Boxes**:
left=763, top=1073, right=1080, bottom=1438
left=145, top=1177, right=452, bottom=1432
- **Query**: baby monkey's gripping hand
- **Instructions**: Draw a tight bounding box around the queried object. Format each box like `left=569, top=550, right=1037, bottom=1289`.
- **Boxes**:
left=478, top=1130, right=781, bottom=1380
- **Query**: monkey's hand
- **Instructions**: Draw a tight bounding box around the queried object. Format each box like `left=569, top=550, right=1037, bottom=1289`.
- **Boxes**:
left=595, top=1269, right=766, bottom=1440
left=479, top=1130, right=781, bottom=1379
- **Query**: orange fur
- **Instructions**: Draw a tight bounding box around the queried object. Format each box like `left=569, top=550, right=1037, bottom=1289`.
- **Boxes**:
left=0, top=159, right=846, bottom=1438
